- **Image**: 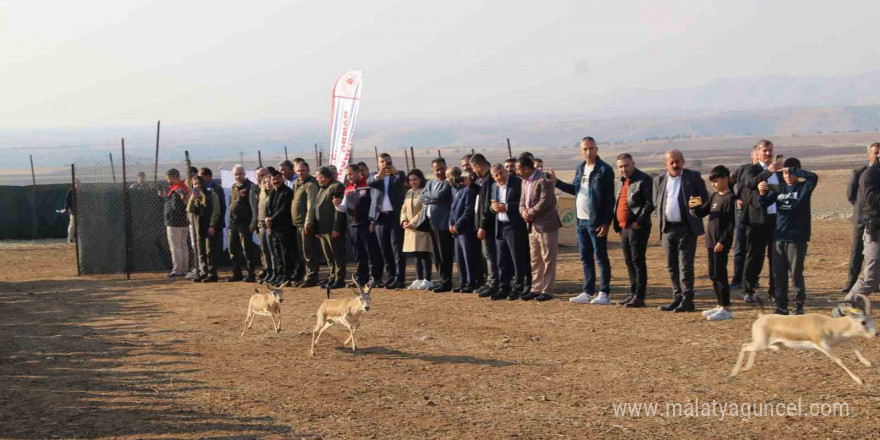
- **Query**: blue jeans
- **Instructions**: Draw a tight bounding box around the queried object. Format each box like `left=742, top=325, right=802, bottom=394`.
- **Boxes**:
left=576, top=224, right=611, bottom=294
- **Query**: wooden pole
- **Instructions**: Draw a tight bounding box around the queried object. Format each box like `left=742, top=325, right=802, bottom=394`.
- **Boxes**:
left=314, top=143, right=320, bottom=166
left=374, top=146, right=380, bottom=168
left=71, top=164, right=81, bottom=276
left=318, top=151, right=323, bottom=168
left=404, top=149, right=411, bottom=171
left=507, top=138, right=512, bottom=158
left=154, top=120, right=161, bottom=184
left=110, top=153, right=116, bottom=183
left=121, top=138, right=131, bottom=280
left=437, top=149, right=441, bottom=158
left=258, top=150, right=263, bottom=168
left=471, top=148, right=475, bottom=155
left=284, top=146, right=289, bottom=160
left=410, top=146, right=416, bottom=169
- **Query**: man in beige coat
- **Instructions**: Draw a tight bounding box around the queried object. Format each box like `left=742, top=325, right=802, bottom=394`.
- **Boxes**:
left=517, top=156, right=560, bottom=301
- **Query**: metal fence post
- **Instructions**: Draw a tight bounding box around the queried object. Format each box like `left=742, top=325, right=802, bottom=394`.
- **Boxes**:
left=121, top=138, right=131, bottom=280
left=71, top=164, right=81, bottom=276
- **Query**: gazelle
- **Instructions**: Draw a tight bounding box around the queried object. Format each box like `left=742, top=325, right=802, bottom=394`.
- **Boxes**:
left=310, top=276, right=374, bottom=356
left=731, top=294, right=878, bottom=385
left=240, top=287, right=283, bottom=336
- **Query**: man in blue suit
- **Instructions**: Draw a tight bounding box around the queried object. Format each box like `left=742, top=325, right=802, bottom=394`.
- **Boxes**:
left=488, top=163, right=530, bottom=300
left=547, top=136, right=616, bottom=305
left=420, top=158, right=454, bottom=293
left=368, top=153, right=408, bottom=289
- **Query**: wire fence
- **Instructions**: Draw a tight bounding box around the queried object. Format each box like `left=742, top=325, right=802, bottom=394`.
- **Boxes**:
left=68, top=140, right=560, bottom=277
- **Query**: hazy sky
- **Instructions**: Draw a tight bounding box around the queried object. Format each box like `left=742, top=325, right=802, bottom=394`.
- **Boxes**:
left=2, top=0, right=879, bottom=130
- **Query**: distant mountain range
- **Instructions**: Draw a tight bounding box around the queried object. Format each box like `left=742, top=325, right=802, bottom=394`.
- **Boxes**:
left=3, top=72, right=880, bottom=173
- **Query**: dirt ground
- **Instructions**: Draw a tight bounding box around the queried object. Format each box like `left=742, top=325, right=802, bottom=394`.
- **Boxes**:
left=3, top=176, right=880, bottom=438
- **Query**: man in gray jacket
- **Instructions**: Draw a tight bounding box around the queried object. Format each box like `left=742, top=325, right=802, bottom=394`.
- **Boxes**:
left=227, top=164, right=259, bottom=282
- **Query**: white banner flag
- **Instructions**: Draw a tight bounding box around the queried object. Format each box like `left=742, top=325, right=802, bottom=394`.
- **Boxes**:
left=328, top=71, right=363, bottom=171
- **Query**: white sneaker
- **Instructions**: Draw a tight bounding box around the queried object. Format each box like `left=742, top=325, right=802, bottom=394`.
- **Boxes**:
left=590, top=292, right=611, bottom=305
left=419, top=280, right=434, bottom=290
left=707, top=309, right=733, bottom=321
left=570, top=292, right=594, bottom=304
left=407, top=280, right=422, bottom=290
left=185, top=269, right=198, bottom=279
left=702, top=306, right=721, bottom=317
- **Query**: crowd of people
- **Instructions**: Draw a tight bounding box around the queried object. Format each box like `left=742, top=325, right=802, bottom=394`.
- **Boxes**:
left=132, top=137, right=880, bottom=322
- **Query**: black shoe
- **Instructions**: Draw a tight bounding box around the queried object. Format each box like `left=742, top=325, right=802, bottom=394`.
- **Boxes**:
left=624, top=298, right=645, bottom=308
left=773, top=307, right=789, bottom=315
left=201, top=275, right=218, bottom=283
left=460, top=286, right=474, bottom=293
left=743, top=293, right=756, bottom=303
left=299, top=280, right=318, bottom=288
left=659, top=297, right=682, bottom=311
left=452, top=286, right=464, bottom=293
left=793, top=306, right=804, bottom=315
left=508, top=290, right=522, bottom=300
left=520, top=292, right=539, bottom=301
left=432, top=284, right=452, bottom=293
left=478, top=287, right=497, bottom=298
left=673, top=299, right=695, bottom=313
left=490, top=289, right=510, bottom=300
left=226, top=274, right=244, bottom=282
left=729, top=281, right=742, bottom=290
left=257, top=270, right=267, bottom=279
left=192, top=274, right=206, bottom=283
left=476, top=285, right=490, bottom=294
left=244, top=274, right=256, bottom=283
left=619, top=294, right=635, bottom=306
left=535, top=293, right=554, bottom=302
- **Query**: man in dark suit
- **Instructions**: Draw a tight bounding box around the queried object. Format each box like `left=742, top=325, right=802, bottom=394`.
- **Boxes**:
left=420, top=158, right=454, bottom=293
left=266, top=169, right=293, bottom=286
left=472, top=154, right=499, bottom=298
left=488, top=163, right=530, bottom=300
left=613, top=154, right=654, bottom=308
left=653, top=149, right=709, bottom=312
left=368, top=153, right=408, bottom=289
left=843, top=142, right=880, bottom=292
left=741, top=139, right=784, bottom=303
left=730, top=146, right=758, bottom=289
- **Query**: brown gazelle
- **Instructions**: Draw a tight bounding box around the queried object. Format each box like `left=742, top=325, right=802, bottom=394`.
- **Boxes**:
left=240, top=287, right=283, bottom=337
left=310, top=276, right=374, bottom=356
left=731, top=294, right=878, bottom=385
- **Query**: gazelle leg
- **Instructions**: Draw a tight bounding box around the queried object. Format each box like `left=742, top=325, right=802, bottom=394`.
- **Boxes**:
left=313, top=321, right=333, bottom=345
left=311, top=320, right=332, bottom=356
left=813, top=343, right=864, bottom=385
left=845, top=341, right=872, bottom=367
left=240, top=310, right=252, bottom=337
left=270, top=313, right=279, bottom=333
left=731, top=343, right=758, bottom=377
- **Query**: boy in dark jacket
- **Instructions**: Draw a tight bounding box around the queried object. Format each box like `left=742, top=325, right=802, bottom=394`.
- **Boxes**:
left=690, top=166, right=737, bottom=321
left=759, top=157, right=819, bottom=315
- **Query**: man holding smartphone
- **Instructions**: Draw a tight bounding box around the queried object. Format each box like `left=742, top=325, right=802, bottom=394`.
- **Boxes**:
left=368, top=153, right=409, bottom=289
left=740, top=139, right=784, bottom=303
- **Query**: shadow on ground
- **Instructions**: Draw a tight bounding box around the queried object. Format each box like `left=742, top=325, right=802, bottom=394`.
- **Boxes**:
left=0, top=278, right=291, bottom=439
